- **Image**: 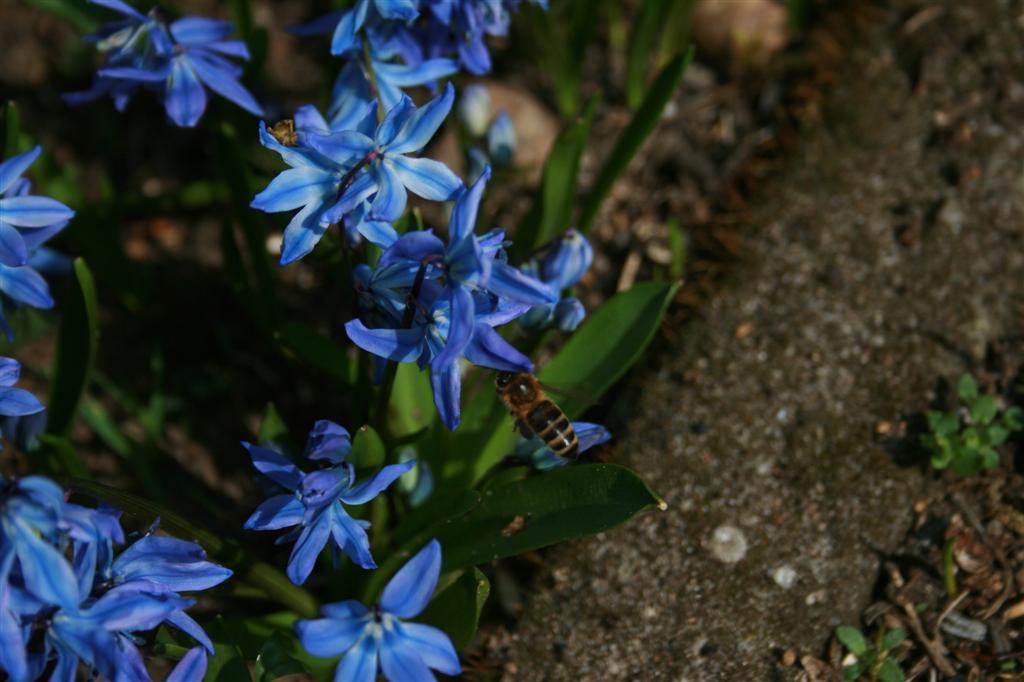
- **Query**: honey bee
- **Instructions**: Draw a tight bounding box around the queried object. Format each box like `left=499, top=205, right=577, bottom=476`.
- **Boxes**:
left=267, top=119, right=297, bottom=147
left=495, top=372, right=578, bottom=459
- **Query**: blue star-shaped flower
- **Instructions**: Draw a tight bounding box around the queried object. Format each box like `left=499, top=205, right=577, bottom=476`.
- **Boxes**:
left=243, top=420, right=414, bottom=585
left=295, top=539, right=461, bottom=681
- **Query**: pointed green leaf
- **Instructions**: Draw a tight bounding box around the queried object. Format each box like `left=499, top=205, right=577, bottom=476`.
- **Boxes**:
left=351, top=424, right=385, bottom=471
left=625, top=0, right=670, bottom=109
left=878, top=656, right=905, bottom=682
left=836, top=625, right=868, bottom=656
left=419, top=568, right=491, bottom=650
left=259, top=402, right=290, bottom=444
left=390, top=362, right=433, bottom=438
left=254, top=632, right=306, bottom=682
left=3, top=100, right=22, bottom=159
left=578, top=48, right=694, bottom=233
left=434, top=464, right=663, bottom=571
left=882, top=627, right=906, bottom=651
left=957, top=373, right=978, bottom=401
left=970, top=395, right=997, bottom=424
left=47, top=259, right=98, bottom=439
left=513, top=96, right=599, bottom=258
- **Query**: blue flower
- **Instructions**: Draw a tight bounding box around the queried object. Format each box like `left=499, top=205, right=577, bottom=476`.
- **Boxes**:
left=244, top=420, right=414, bottom=585
left=520, top=229, right=593, bottom=332
left=295, top=539, right=460, bottom=682
left=515, top=421, right=611, bottom=470
left=344, top=167, right=554, bottom=430
left=253, top=84, right=462, bottom=264
left=0, top=358, right=44, bottom=421
left=0, top=147, right=73, bottom=337
left=68, top=0, right=262, bottom=127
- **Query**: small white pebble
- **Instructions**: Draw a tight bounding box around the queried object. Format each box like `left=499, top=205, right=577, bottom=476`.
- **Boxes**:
left=805, top=589, right=827, bottom=605
left=776, top=408, right=790, bottom=422
left=770, top=565, right=798, bottom=589
left=708, top=525, right=748, bottom=564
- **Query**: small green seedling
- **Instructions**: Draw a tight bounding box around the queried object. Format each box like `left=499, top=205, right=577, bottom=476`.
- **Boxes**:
left=836, top=624, right=906, bottom=682
left=921, top=374, right=1023, bottom=475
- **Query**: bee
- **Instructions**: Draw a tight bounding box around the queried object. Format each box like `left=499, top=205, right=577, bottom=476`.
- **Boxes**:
left=495, top=372, right=578, bottom=459
left=267, top=119, right=297, bottom=147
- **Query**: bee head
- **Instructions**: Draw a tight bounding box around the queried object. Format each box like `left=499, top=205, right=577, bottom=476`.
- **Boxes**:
left=495, top=371, right=515, bottom=388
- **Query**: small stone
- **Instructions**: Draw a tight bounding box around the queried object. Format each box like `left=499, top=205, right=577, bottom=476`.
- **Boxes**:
left=805, top=589, right=827, bottom=606
left=770, top=565, right=798, bottom=589
left=708, top=525, right=748, bottom=564
left=780, top=649, right=797, bottom=667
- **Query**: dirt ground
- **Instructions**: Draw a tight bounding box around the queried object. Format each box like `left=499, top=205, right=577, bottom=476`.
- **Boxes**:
left=489, top=1, right=1024, bottom=679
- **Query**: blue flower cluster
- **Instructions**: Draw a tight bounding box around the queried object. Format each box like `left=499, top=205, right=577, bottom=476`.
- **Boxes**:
left=0, top=475, right=230, bottom=681
left=66, top=0, right=262, bottom=127
left=244, top=420, right=413, bottom=585
left=0, top=147, right=74, bottom=338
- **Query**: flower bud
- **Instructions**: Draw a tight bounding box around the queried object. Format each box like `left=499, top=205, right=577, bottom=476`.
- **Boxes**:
left=458, top=84, right=492, bottom=137
left=541, top=229, right=593, bottom=290
left=553, top=297, right=586, bottom=331
left=465, top=146, right=490, bottom=184
left=487, top=111, right=516, bottom=167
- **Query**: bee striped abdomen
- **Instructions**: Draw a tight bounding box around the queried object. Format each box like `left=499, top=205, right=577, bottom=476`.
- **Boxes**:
left=527, top=400, right=578, bottom=458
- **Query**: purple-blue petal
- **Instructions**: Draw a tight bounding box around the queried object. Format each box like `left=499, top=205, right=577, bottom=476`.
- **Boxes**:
left=295, top=616, right=368, bottom=657
left=0, top=196, right=74, bottom=228
left=334, top=632, right=379, bottom=682
left=166, top=646, right=207, bottom=682
left=305, top=420, right=352, bottom=463
left=341, top=461, right=415, bottom=506
left=164, top=58, right=208, bottom=127
left=449, top=165, right=490, bottom=243
left=286, top=511, right=332, bottom=585
left=0, top=387, right=45, bottom=417
left=0, top=264, right=53, bottom=309
left=245, top=493, right=304, bottom=531
left=463, top=322, right=533, bottom=373
left=169, top=17, right=233, bottom=45
left=486, top=260, right=558, bottom=305
left=380, top=539, right=442, bottom=619
left=0, top=146, right=41, bottom=195
left=386, top=82, right=456, bottom=155
left=345, top=320, right=424, bottom=363
left=243, top=442, right=304, bottom=490
left=398, top=622, right=461, bottom=676
left=369, top=161, right=407, bottom=222
left=188, top=53, right=263, bottom=116
left=390, top=155, right=462, bottom=202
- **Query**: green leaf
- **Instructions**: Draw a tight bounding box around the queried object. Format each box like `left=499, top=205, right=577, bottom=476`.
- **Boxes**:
left=625, top=0, right=669, bottom=109
left=204, top=617, right=255, bottom=682
left=206, top=612, right=336, bottom=682
left=254, top=632, right=307, bottom=682
left=419, top=568, right=491, bottom=650
left=390, top=362, right=434, bottom=438
left=878, top=656, right=905, bottom=682
left=258, top=402, right=290, bottom=445
left=957, top=373, right=978, bottom=401
left=513, top=96, right=599, bottom=258
left=63, top=479, right=318, bottom=617
left=433, top=464, right=663, bottom=571
left=47, top=259, right=99, bottom=438
left=842, top=662, right=864, bottom=681
left=970, top=395, right=997, bottom=424
left=277, top=321, right=352, bottom=385
left=36, top=434, right=89, bottom=480
left=668, top=219, right=686, bottom=279
left=927, top=410, right=959, bottom=437
left=22, top=0, right=105, bottom=31
left=988, top=425, right=1010, bottom=446
left=1004, top=406, right=1024, bottom=430
left=351, top=425, right=385, bottom=471
left=882, top=627, right=907, bottom=651
left=578, top=48, right=693, bottom=233
left=835, top=625, right=868, bottom=656
left=3, top=101, right=22, bottom=159
left=540, top=280, right=678, bottom=417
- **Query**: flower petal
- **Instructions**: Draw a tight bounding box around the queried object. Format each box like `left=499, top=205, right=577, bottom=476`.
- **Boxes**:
left=322, top=171, right=378, bottom=225
left=486, top=261, right=557, bottom=305
left=170, top=17, right=233, bottom=45
left=0, top=146, right=40, bottom=195
left=188, top=53, right=263, bottom=116
left=0, top=265, right=52, bottom=309
left=380, top=539, right=441, bottom=619
left=243, top=442, right=304, bottom=490
left=299, top=130, right=374, bottom=164
left=245, top=493, right=304, bottom=531
left=0, top=196, right=74, bottom=228
left=464, top=322, right=533, bottom=373
left=341, top=461, right=415, bottom=506
left=322, top=600, right=369, bottom=620
left=165, top=58, right=208, bottom=127
left=379, top=626, right=435, bottom=682
left=369, top=161, right=407, bottom=222
left=251, top=167, right=336, bottom=213
left=0, top=387, right=44, bottom=417
left=374, top=95, right=415, bottom=149
left=329, top=6, right=362, bottom=55
left=334, top=633, right=379, bottom=682
left=330, top=507, right=376, bottom=569
left=575, top=421, right=612, bottom=452
left=448, top=165, right=490, bottom=243
left=430, top=285, right=474, bottom=374
left=375, top=0, right=418, bottom=21
left=295, top=616, right=367, bottom=657
left=344, top=320, right=423, bottom=362
left=390, top=156, right=461, bottom=203
left=286, top=511, right=332, bottom=585
left=166, top=609, right=215, bottom=654
left=398, top=622, right=461, bottom=676
left=386, top=82, right=456, bottom=155
left=0, top=357, right=20, bottom=387
left=374, top=58, right=458, bottom=92
left=304, top=420, right=352, bottom=463
left=98, top=65, right=170, bottom=82
left=166, top=646, right=207, bottom=682
left=0, top=224, right=26, bottom=267
left=11, top=517, right=79, bottom=609
left=280, top=203, right=329, bottom=266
